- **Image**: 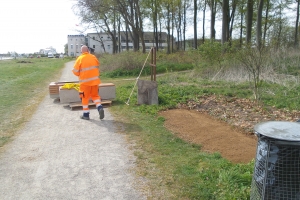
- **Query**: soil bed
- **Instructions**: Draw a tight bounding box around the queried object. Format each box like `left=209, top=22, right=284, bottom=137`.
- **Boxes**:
left=159, top=95, right=300, bottom=163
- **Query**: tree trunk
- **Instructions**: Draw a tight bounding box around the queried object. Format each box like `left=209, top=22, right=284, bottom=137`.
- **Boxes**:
left=240, top=6, right=243, bottom=47
left=222, top=0, right=229, bottom=44
left=153, top=0, right=159, bottom=51
left=135, top=0, right=145, bottom=53
left=183, top=0, right=187, bottom=50
left=209, top=0, right=216, bottom=39
left=263, top=0, right=270, bottom=45
left=256, top=0, right=264, bottom=49
left=194, top=0, right=198, bottom=49
left=229, top=0, right=236, bottom=43
left=172, top=3, right=174, bottom=53
left=295, top=0, right=300, bottom=48
left=167, top=4, right=171, bottom=54
left=126, top=24, right=129, bottom=51
left=246, top=0, right=253, bottom=44
left=118, top=15, right=121, bottom=53
left=202, top=1, right=206, bottom=43
left=177, top=1, right=182, bottom=50
left=113, top=10, right=117, bottom=54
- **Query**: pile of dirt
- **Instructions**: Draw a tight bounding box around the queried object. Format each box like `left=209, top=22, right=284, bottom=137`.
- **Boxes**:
left=159, top=95, right=300, bottom=164
left=17, top=60, right=33, bottom=63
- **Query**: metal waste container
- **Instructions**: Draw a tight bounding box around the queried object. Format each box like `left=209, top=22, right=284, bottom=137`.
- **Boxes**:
left=250, top=121, right=300, bottom=200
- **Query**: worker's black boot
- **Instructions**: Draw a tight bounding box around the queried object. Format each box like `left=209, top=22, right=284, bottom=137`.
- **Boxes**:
left=80, top=112, right=90, bottom=120
left=98, top=105, right=104, bottom=120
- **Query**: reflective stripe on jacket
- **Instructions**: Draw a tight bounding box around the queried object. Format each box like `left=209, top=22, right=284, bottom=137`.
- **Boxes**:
left=72, top=52, right=101, bottom=86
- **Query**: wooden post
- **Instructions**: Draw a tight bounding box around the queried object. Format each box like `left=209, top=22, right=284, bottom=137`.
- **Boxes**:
left=150, top=47, right=156, bottom=81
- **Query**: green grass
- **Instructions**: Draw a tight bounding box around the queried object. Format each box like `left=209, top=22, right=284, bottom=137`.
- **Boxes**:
left=0, top=58, right=72, bottom=146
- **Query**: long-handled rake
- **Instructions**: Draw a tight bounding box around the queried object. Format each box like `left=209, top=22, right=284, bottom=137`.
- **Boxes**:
left=125, top=47, right=153, bottom=105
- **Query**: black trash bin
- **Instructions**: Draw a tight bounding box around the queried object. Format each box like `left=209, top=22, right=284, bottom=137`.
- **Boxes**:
left=250, top=121, right=300, bottom=200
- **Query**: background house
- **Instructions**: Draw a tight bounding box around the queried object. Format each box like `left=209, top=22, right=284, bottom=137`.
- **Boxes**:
left=86, top=33, right=113, bottom=54
left=67, top=35, right=85, bottom=57
left=67, top=32, right=169, bottom=56
left=119, top=32, right=168, bottom=51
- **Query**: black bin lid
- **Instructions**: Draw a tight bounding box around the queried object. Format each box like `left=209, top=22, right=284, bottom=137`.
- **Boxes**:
left=254, top=121, right=300, bottom=141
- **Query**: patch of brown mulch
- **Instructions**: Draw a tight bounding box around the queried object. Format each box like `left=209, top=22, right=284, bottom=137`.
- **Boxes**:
left=159, top=95, right=300, bottom=163
left=17, top=60, right=33, bottom=63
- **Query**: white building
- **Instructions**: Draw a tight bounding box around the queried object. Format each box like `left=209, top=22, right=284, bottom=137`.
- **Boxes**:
left=86, top=32, right=113, bottom=54
left=67, top=35, right=85, bottom=57
left=67, top=32, right=168, bottom=56
left=119, top=32, right=168, bottom=51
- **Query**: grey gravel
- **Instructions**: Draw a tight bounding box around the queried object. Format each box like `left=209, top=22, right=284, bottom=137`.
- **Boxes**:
left=0, top=61, right=147, bottom=200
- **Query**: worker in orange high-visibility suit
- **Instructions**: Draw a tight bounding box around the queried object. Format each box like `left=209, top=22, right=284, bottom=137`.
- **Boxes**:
left=72, top=45, right=104, bottom=120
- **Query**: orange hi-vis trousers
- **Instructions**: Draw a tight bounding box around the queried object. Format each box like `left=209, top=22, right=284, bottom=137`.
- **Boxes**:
left=79, top=84, right=101, bottom=113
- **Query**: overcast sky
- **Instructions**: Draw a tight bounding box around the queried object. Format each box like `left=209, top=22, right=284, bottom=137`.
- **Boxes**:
left=1, top=1, right=295, bottom=54
left=0, top=0, right=79, bottom=54
left=0, top=0, right=216, bottom=55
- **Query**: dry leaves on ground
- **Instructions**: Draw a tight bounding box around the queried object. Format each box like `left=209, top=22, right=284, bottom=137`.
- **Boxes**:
left=178, top=95, right=300, bottom=135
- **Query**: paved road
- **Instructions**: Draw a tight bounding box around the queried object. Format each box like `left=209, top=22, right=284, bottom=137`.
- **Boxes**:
left=0, top=61, right=146, bottom=200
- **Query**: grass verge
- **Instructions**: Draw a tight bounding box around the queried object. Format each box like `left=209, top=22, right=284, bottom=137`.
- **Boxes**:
left=0, top=58, right=72, bottom=147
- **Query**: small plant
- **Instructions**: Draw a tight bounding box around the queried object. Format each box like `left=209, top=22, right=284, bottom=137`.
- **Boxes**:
left=236, top=45, right=269, bottom=100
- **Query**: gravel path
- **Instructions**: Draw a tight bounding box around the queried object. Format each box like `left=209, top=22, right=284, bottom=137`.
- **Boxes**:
left=0, top=61, right=146, bottom=200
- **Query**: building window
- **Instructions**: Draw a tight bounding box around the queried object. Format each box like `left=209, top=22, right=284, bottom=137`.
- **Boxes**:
left=93, top=45, right=95, bottom=48
left=71, top=44, right=73, bottom=49
left=107, top=45, right=110, bottom=49
left=76, top=44, right=78, bottom=49
left=93, top=37, right=95, bottom=40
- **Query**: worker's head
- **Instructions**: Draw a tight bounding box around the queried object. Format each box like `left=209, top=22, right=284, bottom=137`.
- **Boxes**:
left=81, top=45, right=89, bottom=53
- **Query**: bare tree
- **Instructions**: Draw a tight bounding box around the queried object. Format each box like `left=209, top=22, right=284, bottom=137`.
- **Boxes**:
left=237, top=46, right=268, bottom=100
left=73, top=0, right=118, bottom=53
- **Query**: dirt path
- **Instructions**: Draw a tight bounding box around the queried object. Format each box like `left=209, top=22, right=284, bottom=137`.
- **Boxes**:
left=160, top=109, right=257, bottom=164
left=0, top=61, right=146, bottom=199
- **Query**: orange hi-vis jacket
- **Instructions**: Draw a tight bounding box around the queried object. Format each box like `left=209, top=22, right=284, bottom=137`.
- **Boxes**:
left=72, top=52, right=101, bottom=86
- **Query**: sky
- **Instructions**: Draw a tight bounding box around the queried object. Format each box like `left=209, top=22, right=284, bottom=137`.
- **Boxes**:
left=0, top=0, right=80, bottom=54
left=1, top=1, right=295, bottom=54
